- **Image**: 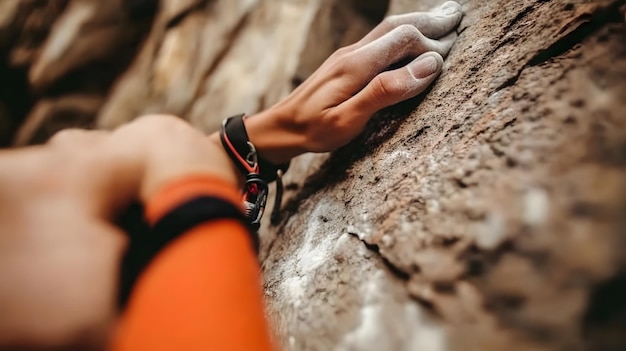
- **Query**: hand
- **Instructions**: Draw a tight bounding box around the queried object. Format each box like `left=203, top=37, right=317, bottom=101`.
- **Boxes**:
left=242, top=1, right=463, bottom=162
left=0, top=115, right=238, bottom=349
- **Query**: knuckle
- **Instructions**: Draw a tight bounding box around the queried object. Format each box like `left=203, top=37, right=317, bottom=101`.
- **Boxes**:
left=395, top=24, right=422, bottom=40
left=322, top=109, right=347, bottom=132
left=329, top=53, right=354, bottom=76
left=330, top=45, right=353, bottom=59
left=370, top=75, right=394, bottom=101
left=392, top=25, right=428, bottom=53
left=48, top=128, right=86, bottom=145
left=133, top=114, right=188, bottom=135
left=112, top=114, right=195, bottom=151
left=136, top=114, right=183, bottom=128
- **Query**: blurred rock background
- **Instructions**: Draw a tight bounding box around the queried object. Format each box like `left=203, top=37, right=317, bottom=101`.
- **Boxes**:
left=1, top=0, right=625, bottom=350
left=0, top=0, right=387, bottom=145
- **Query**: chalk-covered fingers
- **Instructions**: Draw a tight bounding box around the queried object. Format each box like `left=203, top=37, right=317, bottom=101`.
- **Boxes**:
left=243, top=4, right=463, bottom=159
left=359, top=1, right=462, bottom=45
left=297, top=52, right=444, bottom=152
left=338, top=52, right=444, bottom=131
left=346, top=24, right=456, bottom=88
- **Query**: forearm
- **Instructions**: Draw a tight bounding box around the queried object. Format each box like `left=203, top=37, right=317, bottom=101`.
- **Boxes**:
left=113, top=176, right=274, bottom=351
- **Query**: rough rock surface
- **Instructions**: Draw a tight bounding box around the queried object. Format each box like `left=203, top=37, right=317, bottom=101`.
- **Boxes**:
left=261, top=1, right=626, bottom=350
left=0, top=0, right=625, bottom=350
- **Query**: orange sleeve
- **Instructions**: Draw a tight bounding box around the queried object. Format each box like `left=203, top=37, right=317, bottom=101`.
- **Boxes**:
left=111, top=175, right=274, bottom=351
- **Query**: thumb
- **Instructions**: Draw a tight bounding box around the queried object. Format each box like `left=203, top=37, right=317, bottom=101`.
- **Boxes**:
left=337, top=51, right=444, bottom=126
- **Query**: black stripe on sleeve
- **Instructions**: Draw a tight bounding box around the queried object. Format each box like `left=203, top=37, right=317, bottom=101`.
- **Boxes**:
left=118, top=196, right=257, bottom=307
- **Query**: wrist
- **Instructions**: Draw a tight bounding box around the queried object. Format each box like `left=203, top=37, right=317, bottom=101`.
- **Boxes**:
left=208, top=106, right=307, bottom=173
left=241, top=107, right=308, bottom=165
left=140, top=137, right=242, bottom=203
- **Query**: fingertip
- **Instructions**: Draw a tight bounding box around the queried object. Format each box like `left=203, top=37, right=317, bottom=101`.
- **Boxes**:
left=408, top=52, right=443, bottom=80
left=439, top=2, right=463, bottom=32
left=423, top=2, right=464, bottom=40
left=431, top=51, right=445, bottom=66
left=440, top=1, right=462, bottom=15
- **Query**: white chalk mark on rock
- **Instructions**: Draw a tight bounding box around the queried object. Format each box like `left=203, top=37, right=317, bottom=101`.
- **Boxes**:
left=382, top=149, right=412, bottom=168
left=279, top=198, right=335, bottom=308
left=475, top=211, right=507, bottom=250
left=337, top=271, right=448, bottom=351
left=523, top=187, right=550, bottom=227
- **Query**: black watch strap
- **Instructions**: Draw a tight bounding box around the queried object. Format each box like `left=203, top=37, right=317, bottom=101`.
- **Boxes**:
left=220, top=114, right=290, bottom=182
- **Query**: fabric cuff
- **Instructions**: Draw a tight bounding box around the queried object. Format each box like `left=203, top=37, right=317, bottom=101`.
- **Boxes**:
left=145, top=175, right=243, bottom=225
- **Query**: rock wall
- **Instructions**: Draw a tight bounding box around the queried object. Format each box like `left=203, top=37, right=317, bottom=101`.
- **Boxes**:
left=1, top=0, right=625, bottom=350
left=262, top=1, right=626, bottom=350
